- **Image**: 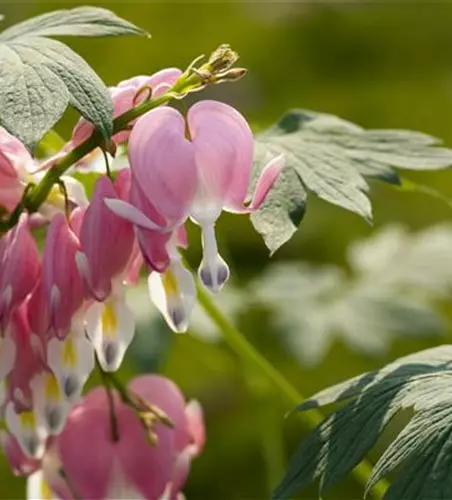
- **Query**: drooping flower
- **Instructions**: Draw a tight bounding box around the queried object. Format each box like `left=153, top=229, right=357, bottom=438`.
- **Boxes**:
left=77, top=172, right=135, bottom=301
left=41, top=213, right=85, bottom=339
left=75, top=172, right=136, bottom=372
left=0, top=214, right=40, bottom=332
left=40, top=213, right=95, bottom=400
left=106, top=100, right=283, bottom=331
left=4, top=307, right=47, bottom=459
left=55, top=375, right=204, bottom=500
left=72, top=68, right=182, bottom=147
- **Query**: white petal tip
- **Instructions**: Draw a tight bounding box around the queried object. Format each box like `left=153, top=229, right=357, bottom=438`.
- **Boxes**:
left=198, top=258, right=230, bottom=293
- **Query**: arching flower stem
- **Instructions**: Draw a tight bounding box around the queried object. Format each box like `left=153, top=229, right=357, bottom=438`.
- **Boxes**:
left=0, top=44, right=243, bottom=235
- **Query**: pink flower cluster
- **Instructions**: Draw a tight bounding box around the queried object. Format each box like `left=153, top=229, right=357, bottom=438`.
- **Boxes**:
left=5, top=375, right=204, bottom=499
left=0, top=67, right=282, bottom=498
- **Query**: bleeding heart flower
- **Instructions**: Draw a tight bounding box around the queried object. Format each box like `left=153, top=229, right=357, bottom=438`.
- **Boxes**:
left=42, top=213, right=84, bottom=339
left=72, top=68, right=182, bottom=147
left=106, top=100, right=283, bottom=331
left=0, top=214, right=40, bottom=332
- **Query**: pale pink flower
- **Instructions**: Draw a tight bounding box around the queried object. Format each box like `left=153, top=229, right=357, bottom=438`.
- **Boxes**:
left=0, top=127, right=33, bottom=212
left=106, top=100, right=283, bottom=331
left=72, top=68, right=182, bottom=147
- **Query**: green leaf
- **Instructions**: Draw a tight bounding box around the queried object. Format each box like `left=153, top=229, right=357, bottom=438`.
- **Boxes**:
left=0, top=7, right=148, bottom=40
left=0, top=7, right=147, bottom=149
left=274, top=345, right=452, bottom=499
left=252, top=224, right=452, bottom=366
left=253, top=110, right=452, bottom=252
left=367, top=405, right=452, bottom=499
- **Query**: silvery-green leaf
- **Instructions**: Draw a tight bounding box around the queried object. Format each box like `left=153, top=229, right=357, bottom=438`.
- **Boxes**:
left=253, top=110, right=452, bottom=252
left=0, top=6, right=147, bottom=40
left=0, top=7, right=146, bottom=149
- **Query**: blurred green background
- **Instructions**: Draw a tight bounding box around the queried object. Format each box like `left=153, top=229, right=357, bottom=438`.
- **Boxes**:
left=3, top=1, right=452, bottom=498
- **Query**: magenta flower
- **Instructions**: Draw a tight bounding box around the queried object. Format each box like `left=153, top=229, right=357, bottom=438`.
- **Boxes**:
left=0, top=215, right=40, bottom=332
left=77, top=173, right=135, bottom=301
left=4, top=307, right=47, bottom=459
left=41, top=213, right=94, bottom=402
left=75, top=172, right=137, bottom=372
left=42, top=213, right=85, bottom=339
left=72, top=68, right=182, bottom=147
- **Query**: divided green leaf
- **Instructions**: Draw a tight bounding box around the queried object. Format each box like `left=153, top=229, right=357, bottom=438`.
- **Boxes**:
left=253, top=110, right=452, bottom=253
left=274, top=345, right=452, bottom=499
left=0, top=7, right=147, bottom=149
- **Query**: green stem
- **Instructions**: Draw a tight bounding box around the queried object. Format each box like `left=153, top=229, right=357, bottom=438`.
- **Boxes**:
left=258, top=396, right=286, bottom=497
left=98, top=361, right=120, bottom=442
left=196, top=282, right=388, bottom=499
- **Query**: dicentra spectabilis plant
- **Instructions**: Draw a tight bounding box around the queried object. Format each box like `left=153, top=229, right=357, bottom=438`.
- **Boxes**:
left=1, top=5, right=452, bottom=500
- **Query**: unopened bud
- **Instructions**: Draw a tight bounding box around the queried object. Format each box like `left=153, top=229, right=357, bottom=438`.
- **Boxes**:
left=207, top=44, right=239, bottom=74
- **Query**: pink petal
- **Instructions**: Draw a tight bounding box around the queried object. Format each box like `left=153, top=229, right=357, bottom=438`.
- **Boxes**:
left=188, top=100, right=254, bottom=212
left=0, top=215, right=40, bottom=330
left=42, top=214, right=84, bottom=338
left=80, top=176, right=135, bottom=300
left=117, top=403, right=174, bottom=500
left=144, top=68, right=182, bottom=98
left=7, top=306, right=43, bottom=411
left=129, top=375, right=190, bottom=453
left=69, top=206, right=86, bottom=239
left=185, top=400, right=206, bottom=457
left=58, top=392, right=114, bottom=499
left=0, top=151, right=23, bottom=212
left=71, top=69, right=182, bottom=148
left=26, top=280, right=49, bottom=342
left=176, top=225, right=188, bottom=249
left=169, top=448, right=191, bottom=500
left=136, top=227, right=172, bottom=273
left=128, top=107, right=197, bottom=228
left=123, top=242, right=144, bottom=286
left=129, top=179, right=167, bottom=228
left=248, top=153, right=285, bottom=211
left=104, top=198, right=162, bottom=231
left=115, top=168, right=132, bottom=201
